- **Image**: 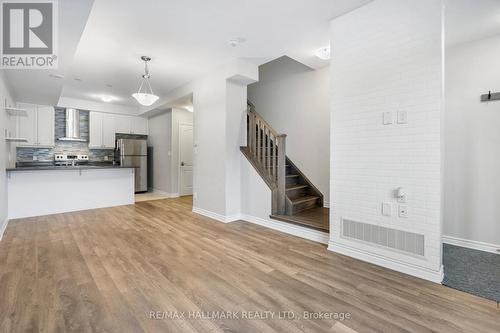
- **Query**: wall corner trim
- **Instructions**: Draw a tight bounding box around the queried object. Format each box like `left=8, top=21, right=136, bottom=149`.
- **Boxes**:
left=0, top=218, right=8, bottom=241
left=328, top=241, right=444, bottom=284
left=442, top=235, right=500, bottom=255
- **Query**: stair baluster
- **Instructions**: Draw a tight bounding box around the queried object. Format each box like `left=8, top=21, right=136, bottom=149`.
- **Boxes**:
left=245, top=103, right=287, bottom=214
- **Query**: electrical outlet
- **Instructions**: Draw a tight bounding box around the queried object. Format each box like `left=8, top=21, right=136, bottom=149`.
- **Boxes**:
left=193, top=192, right=197, bottom=200
left=399, top=205, right=408, bottom=218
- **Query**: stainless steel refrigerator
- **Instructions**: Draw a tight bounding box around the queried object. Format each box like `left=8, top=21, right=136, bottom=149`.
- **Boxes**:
left=116, top=138, right=148, bottom=192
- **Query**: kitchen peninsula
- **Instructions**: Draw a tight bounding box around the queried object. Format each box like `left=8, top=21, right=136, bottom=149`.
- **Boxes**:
left=5, top=104, right=148, bottom=219
left=7, top=165, right=135, bottom=219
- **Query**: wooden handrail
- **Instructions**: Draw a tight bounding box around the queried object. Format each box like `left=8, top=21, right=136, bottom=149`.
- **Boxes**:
left=246, top=101, right=287, bottom=215
left=247, top=104, right=283, bottom=138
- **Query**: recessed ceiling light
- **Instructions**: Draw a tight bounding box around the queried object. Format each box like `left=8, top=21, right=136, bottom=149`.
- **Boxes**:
left=228, top=37, right=246, bottom=47
left=49, top=73, right=64, bottom=79
left=74, top=78, right=82, bottom=81
left=101, top=95, right=115, bottom=103
left=315, top=46, right=330, bottom=60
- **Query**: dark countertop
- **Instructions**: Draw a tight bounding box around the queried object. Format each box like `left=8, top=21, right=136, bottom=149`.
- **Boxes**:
left=6, top=162, right=137, bottom=172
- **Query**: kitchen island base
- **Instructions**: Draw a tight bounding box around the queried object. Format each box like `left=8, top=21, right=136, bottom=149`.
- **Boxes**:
left=7, top=168, right=135, bottom=219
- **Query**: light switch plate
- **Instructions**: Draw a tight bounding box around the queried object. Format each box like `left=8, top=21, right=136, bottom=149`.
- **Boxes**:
left=383, top=112, right=393, bottom=125
left=382, top=202, right=392, bottom=216
left=397, top=110, right=408, bottom=124
left=399, top=205, right=408, bottom=218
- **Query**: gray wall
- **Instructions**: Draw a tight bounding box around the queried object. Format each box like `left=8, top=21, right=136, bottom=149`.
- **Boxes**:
left=147, top=108, right=193, bottom=195
left=147, top=111, right=172, bottom=193
left=16, top=109, right=114, bottom=162
left=445, top=35, right=500, bottom=246
left=248, top=56, right=330, bottom=204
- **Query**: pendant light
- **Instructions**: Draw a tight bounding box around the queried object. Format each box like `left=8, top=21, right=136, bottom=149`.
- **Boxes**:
left=132, top=56, right=159, bottom=106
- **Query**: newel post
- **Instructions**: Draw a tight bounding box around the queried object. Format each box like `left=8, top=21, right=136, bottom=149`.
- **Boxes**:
left=276, top=134, right=287, bottom=215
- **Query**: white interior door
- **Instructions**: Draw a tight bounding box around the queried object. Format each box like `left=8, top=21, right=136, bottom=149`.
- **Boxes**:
left=179, top=123, right=193, bottom=196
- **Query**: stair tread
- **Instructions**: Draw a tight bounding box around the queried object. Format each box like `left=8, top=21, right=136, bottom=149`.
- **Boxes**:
left=286, top=184, right=309, bottom=191
left=291, top=195, right=319, bottom=204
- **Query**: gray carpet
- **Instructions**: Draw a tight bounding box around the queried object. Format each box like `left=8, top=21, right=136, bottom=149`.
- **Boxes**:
left=443, top=244, right=500, bottom=303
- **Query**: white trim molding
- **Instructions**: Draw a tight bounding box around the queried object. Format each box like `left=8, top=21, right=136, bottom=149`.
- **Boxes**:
left=323, top=202, right=330, bottom=208
left=241, top=214, right=329, bottom=244
left=191, top=208, right=329, bottom=244
left=0, top=218, right=8, bottom=241
left=192, top=207, right=240, bottom=223
left=443, top=235, right=500, bottom=255
left=328, top=241, right=444, bottom=284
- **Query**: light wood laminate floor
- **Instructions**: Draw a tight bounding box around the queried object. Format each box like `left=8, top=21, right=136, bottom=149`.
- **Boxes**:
left=0, top=197, right=498, bottom=332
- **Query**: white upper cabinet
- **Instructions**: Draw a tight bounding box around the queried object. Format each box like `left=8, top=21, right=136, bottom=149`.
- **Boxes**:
left=36, top=106, right=56, bottom=146
left=17, top=103, right=36, bottom=145
left=17, top=103, right=54, bottom=147
left=89, top=112, right=103, bottom=148
left=131, top=117, right=148, bottom=135
left=114, top=115, right=131, bottom=134
left=89, top=112, right=115, bottom=149
left=114, top=114, right=148, bottom=135
left=89, top=112, right=148, bottom=149
left=101, top=113, right=115, bottom=148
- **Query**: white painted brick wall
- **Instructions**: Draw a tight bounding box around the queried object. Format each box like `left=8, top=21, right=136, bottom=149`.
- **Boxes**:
left=329, top=0, right=443, bottom=276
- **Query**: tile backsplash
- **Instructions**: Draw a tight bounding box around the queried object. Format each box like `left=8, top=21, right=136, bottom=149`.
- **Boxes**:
left=16, top=109, right=115, bottom=162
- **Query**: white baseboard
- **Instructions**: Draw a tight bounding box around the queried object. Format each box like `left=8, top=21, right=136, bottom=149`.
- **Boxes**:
left=328, top=241, right=444, bottom=284
left=191, top=208, right=329, bottom=244
left=0, top=217, right=8, bottom=241
left=151, top=189, right=180, bottom=198
left=241, top=214, right=329, bottom=244
left=323, top=202, right=330, bottom=209
left=443, top=235, right=500, bottom=255
left=192, top=207, right=240, bottom=223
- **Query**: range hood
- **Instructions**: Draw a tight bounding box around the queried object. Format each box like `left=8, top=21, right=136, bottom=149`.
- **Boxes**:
left=58, top=108, right=86, bottom=142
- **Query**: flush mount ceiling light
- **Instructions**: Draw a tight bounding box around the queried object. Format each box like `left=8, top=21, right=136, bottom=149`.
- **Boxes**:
left=101, top=95, right=115, bottom=103
left=227, top=37, right=246, bottom=47
left=132, top=56, right=159, bottom=106
left=315, top=46, right=331, bottom=60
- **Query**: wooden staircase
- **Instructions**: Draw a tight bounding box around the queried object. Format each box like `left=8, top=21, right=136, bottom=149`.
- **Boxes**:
left=241, top=102, right=328, bottom=232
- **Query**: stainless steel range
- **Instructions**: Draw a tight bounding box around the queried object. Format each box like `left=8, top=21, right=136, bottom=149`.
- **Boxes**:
left=54, top=153, right=89, bottom=166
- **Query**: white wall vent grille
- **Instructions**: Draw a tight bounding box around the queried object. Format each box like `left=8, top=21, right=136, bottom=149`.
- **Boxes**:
left=342, top=218, right=425, bottom=257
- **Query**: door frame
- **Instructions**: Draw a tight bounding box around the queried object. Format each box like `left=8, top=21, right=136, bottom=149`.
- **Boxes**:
left=178, top=121, right=194, bottom=196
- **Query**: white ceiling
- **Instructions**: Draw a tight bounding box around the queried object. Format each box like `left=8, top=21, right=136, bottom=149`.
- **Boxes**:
left=13, top=0, right=371, bottom=108
left=446, top=0, right=500, bottom=47
left=7, top=0, right=500, bottom=109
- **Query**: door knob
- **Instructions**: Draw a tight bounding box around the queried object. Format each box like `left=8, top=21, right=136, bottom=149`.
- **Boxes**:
left=181, top=162, right=185, bottom=166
